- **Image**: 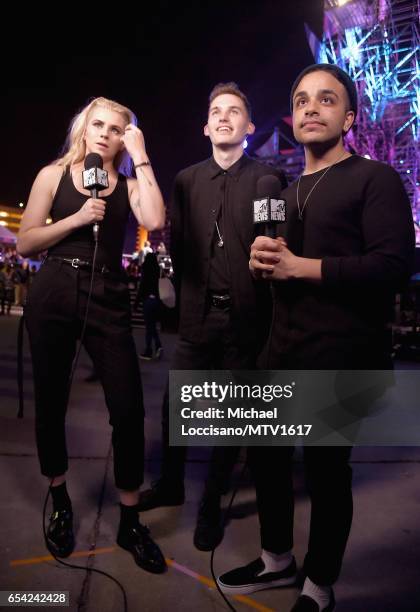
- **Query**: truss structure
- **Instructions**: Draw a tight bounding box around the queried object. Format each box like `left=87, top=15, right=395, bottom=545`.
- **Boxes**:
left=256, top=0, right=419, bottom=242
left=318, top=0, right=420, bottom=242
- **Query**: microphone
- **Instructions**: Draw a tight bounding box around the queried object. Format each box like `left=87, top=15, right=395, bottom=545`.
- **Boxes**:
left=82, top=153, right=109, bottom=241
left=252, top=175, right=286, bottom=239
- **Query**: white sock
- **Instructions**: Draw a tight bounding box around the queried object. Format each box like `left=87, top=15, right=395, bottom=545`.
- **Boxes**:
left=301, top=577, right=332, bottom=610
left=259, top=549, right=293, bottom=574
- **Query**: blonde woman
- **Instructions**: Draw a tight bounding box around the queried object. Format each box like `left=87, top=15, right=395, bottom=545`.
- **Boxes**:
left=18, top=97, right=166, bottom=574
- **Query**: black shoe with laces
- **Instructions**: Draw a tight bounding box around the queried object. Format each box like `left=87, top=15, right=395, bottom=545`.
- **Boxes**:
left=290, top=590, right=335, bottom=611
left=46, top=509, right=75, bottom=558
left=217, top=557, right=297, bottom=595
left=117, top=522, right=166, bottom=574
left=193, top=496, right=224, bottom=551
left=137, top=480, right=185, bottom=512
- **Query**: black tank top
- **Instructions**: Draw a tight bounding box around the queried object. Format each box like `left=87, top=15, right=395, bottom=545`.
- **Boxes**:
left=48, top=168, right=130, bottom=272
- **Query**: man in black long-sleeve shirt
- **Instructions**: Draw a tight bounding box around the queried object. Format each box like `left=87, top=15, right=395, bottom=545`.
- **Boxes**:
left=138, top=82, right=286, bottom=550
left=218, top=65, right=415, bottom=611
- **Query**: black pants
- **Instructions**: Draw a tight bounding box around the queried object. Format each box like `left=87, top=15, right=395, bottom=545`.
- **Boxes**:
left=248, top=445, right=353, bottom=586
left=25, top=259, right=144, bottom=491
left=161, top=306, right=255, bottom=496
left=143, top=296, right=162, bottom=353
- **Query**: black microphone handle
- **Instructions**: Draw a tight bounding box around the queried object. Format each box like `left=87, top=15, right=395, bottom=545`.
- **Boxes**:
left=91, top=188, right=99, bottom=241
left=265, top=225, right=278, bottom=240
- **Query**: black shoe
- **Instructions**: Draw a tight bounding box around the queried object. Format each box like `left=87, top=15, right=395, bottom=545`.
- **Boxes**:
left=139, top=351, right=153, bottom=361
left=46, top=509, right=75, bottom=558
left=193, top=496, right=224, bottom=551
left=290, top=591, right=335, bottom=612
left=117, top=523, right=166, bottom=574
left=137, top=480, right=185, bottom=512
left=217, top=557, right=297, bottom=595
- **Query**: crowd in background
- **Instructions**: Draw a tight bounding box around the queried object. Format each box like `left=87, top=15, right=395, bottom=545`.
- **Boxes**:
left=0, top=242, right=172, bottom=319
left=125, top=241, right=171, bottom=290
left=0, top=247, right=39, bottom=315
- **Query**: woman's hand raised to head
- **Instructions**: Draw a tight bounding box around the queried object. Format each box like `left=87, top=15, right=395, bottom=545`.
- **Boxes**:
left=121, top=124, right=147, bottom=165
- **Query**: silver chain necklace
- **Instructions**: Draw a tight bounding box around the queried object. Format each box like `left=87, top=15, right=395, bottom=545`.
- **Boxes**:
left=296, top=151, right=348, bottom=221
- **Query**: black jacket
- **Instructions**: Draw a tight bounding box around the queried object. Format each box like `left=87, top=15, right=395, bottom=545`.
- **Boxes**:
left=170, top=154, right=287, bottom=351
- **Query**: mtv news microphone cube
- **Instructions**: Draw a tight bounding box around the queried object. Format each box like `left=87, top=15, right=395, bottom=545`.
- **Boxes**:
left=82, top=167, right=109, bottom=193
left=252, top=197, right=286, bottom=224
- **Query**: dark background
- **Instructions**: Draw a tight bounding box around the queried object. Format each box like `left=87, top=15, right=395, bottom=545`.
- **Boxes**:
left=1, top=1, right=323, bottom=206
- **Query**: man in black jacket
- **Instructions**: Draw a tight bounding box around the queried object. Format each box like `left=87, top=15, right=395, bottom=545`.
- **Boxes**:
left=138, top=82, right=286, bottom=551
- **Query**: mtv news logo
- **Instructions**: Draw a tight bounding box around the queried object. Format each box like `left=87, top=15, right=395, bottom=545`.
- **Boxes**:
left=82, top=167, right=109, bottom=190
left=253, top=197, right=286, bottom=224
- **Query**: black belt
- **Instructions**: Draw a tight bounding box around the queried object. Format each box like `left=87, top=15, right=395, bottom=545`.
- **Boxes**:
left=209, top=293, right=231, bottom=310
left=47, top=256, right=110, bottom=274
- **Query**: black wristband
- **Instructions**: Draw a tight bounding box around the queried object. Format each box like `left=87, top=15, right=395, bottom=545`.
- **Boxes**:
left=134, top=161, right=151, bottom=169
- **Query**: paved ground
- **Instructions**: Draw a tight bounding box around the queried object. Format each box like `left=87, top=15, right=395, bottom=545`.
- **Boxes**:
left=1, top=312, right=420, bottom=611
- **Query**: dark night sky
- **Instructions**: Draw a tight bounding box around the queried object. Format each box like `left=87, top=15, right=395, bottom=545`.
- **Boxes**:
left=2, top=1, right=323, bottom=207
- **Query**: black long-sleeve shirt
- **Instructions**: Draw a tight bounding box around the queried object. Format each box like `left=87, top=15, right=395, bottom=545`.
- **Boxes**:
left=170, top=154, right=287, bottom=350
left=266, top=155, right=415, bottom=369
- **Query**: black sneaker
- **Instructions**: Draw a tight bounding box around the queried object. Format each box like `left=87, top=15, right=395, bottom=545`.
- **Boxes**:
left=139, top=351, right=153, bottom=361
left=117, top=522, right=166, bottom=574
left=46, top=509, right=75, bottom=558
left=217, top=557, right=297, bottom=595
left=137, top=480, right=185, bottom=512
left=155, top=347, right=163, bottom=360
left=290, top=590, right=335, bottom=611
left=193, top=496, right=224, bottom=551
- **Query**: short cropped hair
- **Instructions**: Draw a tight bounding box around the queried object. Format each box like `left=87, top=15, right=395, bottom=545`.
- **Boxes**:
left=208, top=82, right=252, bottom=118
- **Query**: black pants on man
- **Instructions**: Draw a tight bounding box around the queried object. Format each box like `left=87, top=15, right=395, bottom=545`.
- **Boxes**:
left=160, top=305, right=255, bottom=495
left=247, top=445, right=353, bottom=586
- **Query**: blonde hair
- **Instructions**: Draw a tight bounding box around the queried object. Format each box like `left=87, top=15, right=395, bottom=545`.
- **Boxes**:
left=55, top=97, right=137, bottom=176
